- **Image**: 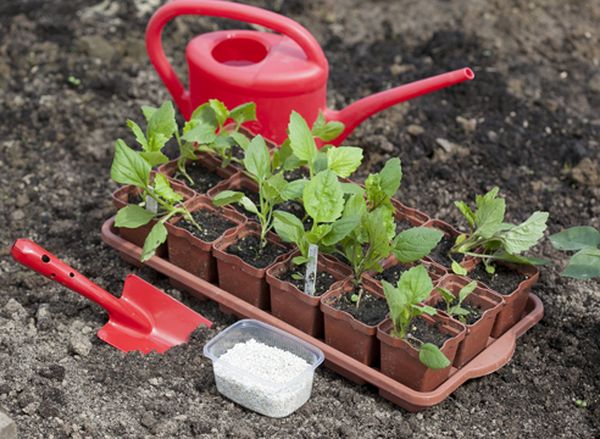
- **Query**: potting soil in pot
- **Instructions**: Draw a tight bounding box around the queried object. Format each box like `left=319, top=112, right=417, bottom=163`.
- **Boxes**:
left=213, top=339, right=313, bottom=418
left=176, top=161, right=222, bottom=193
left=178, top=209, right=236, bottom=242
left=469, top=264, right=528, bottom=295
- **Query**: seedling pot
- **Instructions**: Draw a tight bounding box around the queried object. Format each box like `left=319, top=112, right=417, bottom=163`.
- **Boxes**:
left=362, top=257, right=447, bottom=292
left=423, top=219, right=478, bottom=271
left=111, top=182, right=197, bottom=257
left=426, top=275, right=504, bottom=367
left=157, top=154, right=238, bottom=191
left=212, top=222, right=289, bottom=310
left=266, top=253, right=351, bottom=338
left=391, top=199, right=431, bottom=228
left=206, top=172, right=260, bottom=220
left=377, top=314, right=466, bottom=392
left=320, top=280, right=386, bottom=367
left=165, top=195, right=246, bottom=284
left=468, top=262, right=539, bottom=338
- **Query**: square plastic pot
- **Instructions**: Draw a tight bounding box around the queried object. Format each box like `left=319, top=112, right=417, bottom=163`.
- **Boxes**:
left=206, top=172, right=260, bottom=220
left=212, top=222, right=289, bottom=310
left=425, top=274, right=505, bottom=367
left=320, top=280, right=386, bottom=367
left=377, top=314, right=466, bottom=391
left=468, top=261, right=539, bottom=338
left=165, top=195, right=246, bottom=284
left=362, top=256, right=447, bottom=292
left=391, top=198, right=431, bottom=227
left=266, top=253, right=351, bottom=338
left=110, top=181, right=197, bottom=258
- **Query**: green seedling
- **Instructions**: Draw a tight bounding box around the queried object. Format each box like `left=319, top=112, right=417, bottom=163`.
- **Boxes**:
left=212, top=135, right=298, bottom=249
left=549, top=226, right=600, bottom=280
left=273, top=169, right=360, bottom=281
left=110, top=140, right=201, bottom=262
left=274, top=111, right=362, bottom=180
left=382, top=265, right=451, bottom=369
left=451, top=187, right=549, bottom=274
left=437, top=281, right=477, bottom=324
left=335, top=158, right=443, bottom=307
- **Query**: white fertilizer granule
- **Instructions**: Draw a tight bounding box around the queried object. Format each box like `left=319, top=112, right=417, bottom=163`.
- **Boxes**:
left=213, top=339, right=314, bottom=417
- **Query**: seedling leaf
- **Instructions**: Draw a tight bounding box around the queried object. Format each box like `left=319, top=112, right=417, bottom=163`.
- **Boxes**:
left=288, top=111, right=317, bottom=165
left=153, top=173, right=183, bottom=204
left=502, top=211, right=549, bottom=254
left=392, top=227, right=444, bottom=263
left=141, top=222, right=168, bottom=262
left=549, top=226, right=600, bottom=251
left=419, top=343, right=451, bottom=369
left=114, top=205, right=155, bottom=228
left=111, top=139, right=150, bottom=188
left=303, top=170, right=344, bottom=224
left=326, top=146, right=363, bottom=178
left=561, top=247, right=600, bottom=279
left=243, top=135, right=270, bottom=182
left=230, top=102, right=257, bottom=126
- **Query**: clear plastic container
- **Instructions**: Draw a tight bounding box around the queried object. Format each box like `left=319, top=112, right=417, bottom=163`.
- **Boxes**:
left=203, top=319, right=324, bottom=417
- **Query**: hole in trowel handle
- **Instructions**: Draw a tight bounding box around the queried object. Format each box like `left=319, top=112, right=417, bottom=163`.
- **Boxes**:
left=42, top=254, right=50, bottom=263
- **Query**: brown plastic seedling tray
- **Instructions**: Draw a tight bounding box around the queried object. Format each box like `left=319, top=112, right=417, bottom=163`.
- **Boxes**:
left=100, top=217, right=544, bottom=412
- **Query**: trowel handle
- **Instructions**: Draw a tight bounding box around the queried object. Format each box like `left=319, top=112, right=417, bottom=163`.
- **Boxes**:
left=146, top=0, right=327, bottom=118
left=11, top=239, right=125, bottom=316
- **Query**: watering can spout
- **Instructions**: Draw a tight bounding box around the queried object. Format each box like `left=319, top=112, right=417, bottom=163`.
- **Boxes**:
left=326, top=67, right=474, bottom=144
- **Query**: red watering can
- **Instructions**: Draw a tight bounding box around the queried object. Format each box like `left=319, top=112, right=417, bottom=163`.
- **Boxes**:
left=146, top=0, right=474, bottom=144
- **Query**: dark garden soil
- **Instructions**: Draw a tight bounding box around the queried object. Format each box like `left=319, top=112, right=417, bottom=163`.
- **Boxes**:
left=1, top=0, right=599, bottom=437
left=395, top=217, right=413, bottom=233
left=225, top=235, right=287, bottom=269
left=279, top=265, right=337, bottom=297
left=429, top=235, right=462, bottom=266
left=407, top=318, right=453, bottom=348
left=469, top=263, right=529, bottom=295
left=374, top=263, right=410, bottom=284
left=176, top=161, right=223, bottom=193
left=176, top=209, right=236, bottom=243
left=333, top=288, right=388, bottom=326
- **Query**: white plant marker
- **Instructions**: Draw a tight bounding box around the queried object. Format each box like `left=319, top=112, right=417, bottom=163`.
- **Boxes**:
left=304, top=244, right=319, bottom=296
left=145, top=189, right=158, bottom=214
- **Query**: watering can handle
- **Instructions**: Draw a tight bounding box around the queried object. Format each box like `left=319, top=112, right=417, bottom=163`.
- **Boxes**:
left=10, top=239, right=149, bottom=331
left=146, top=0, right=327, bottom=118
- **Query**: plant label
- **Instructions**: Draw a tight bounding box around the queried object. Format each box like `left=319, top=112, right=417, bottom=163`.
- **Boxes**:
left=304, top=244, right=319, bottom=296
left=145, top=195, right=158, bottom=214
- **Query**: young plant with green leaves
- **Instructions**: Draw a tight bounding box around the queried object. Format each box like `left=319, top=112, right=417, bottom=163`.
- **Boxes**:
left=212, top=135, right=299, bottom=249
left=274, top=111, right=363, bottom=180
left=179, top=99, right=257, bottom=174
left=272, top=169, right=360, bottom=278
left=437, top=281, right=477, bottom=324
left=110, top=141, right=201, bottom=262
left=382, top=265, right=451, bottom=369
left=451, top=187, right=549, bottom=275
left=549, top=226, right=600, bottom=280
left=335, top=158, right=443, bottom=306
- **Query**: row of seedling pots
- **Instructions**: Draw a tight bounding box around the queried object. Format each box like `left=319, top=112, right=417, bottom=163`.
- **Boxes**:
left=109, top=99, right=596, bottom=397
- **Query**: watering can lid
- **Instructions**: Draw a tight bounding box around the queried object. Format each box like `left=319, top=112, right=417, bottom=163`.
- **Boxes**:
left=187, top=30, right=328, bottom=96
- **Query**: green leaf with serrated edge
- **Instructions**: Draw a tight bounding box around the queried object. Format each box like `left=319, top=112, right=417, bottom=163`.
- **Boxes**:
left=140, top=150, right=169, bottom=167
left=127, top=119, right=148, bottom=150
left=365, top=174, right=387, bottom=208
left=314, top=151, right=329, bottom=173
left=392, top=227, right=444, bottom=264
left=141, top=106, right=156, bottom=122
left=459, top=281, right=477, bottom=303
left=288, top=111, right=317, bottom=165
left=111, top=139, right=150, bottom=188
left=243, top=135, right=270, bottom=182
left=182, top=122, right=218, bottom=144
left=341, top=182, right=364, bottom=195
left=382, top=279, right=407, bottom=329
left=561, top=247, right=600, bottom=279
left=312, top=112, right=345, bottom=141
left=147, top=101, right=177, bottom=151
left=454, top=200, right=475, bottom=229
left=273, top=210, right=304, bottom=245
left=212, top=190, right=244, bottom=207
left=419, top=343, right=451, bottom=369
left=363, top=208, right=391, bottom=269
left=114, top=205, right=155, bottom=228
left=292, top=256, right=309, bottom=265
left=378, top=157, right=402, bottom=197
left=209, top=99, right=229, bottom=127
left=303, top=170, right=344, bottom=224
left=451, top=260, right=468, bottom=275
left=230, top=102, right=256, bottom=126
left=474, top=189, right=505, bottom=238
left=153, top=173, right=183, bottom=204
left=307, top=224, right=333, bottom=244
left=550, top=226, right=600, bottom=251
left=343, top=192, right=367, bottom=218
left=326, top=146, right=363, bottom=178
left=321, top=215, right=361, bottom=246
left=438, top=287, right=455, bottom=305
left=281, top=179, right=306, bottom=201
left=229, top=131, right=250, bottom=150
left=263, top=173, right=287, bottom=204
left=141, top=221, right=168, bottom=262
left=398, top=265, right=433, bottom=303
left=501, top=211, right=549, bottom=254
left=179, top=142, right=196, bottom=161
